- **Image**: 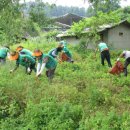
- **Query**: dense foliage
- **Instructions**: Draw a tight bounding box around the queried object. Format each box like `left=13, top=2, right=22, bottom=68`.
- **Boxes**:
left=0, top=38, right=130, bottom=129
left=28, top=2, right=52, bottom=28
left=70, top=11, right=121, bottom=49
left=0, top=1, right=52, bottom=44
left=71, top=11, right=120, bottom=35
left=0, top=0, right=23, bottom=44
left=86, top=0, right=121, bottom=16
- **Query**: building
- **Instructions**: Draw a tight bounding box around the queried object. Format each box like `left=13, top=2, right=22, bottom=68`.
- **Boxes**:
left=98, top=20, right=130, bottom=49
left=42, top=13, right=84, bottom=31
left=53, top=13, right=84, bottom=27
left=56, top=20, right=130, bottom=49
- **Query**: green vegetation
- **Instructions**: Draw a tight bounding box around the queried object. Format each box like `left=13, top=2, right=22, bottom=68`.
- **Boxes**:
left=70, top=11, right=121, bottom=51
left=1, top=0, right=130, bottom=129
left=86, top=0, right=121, bottom=16
left=0, top=38, right=130, bottom=129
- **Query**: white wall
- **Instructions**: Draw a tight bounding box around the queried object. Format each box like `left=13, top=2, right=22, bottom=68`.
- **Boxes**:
left=63, top=37, right=95, bottom=49
left=108, top=24, right=130, bottom=49
left=64, top=37, right=80, bottom=45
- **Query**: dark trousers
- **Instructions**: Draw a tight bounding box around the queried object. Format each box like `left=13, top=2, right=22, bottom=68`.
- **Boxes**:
left=124, top=57, right=130, bottom=76
left=46, top=67, right=56, bottom=80
left=67, top=58, right=74, bottom=63
left=101, top=50, right=112, bottom=67
left=0, top=58, right=6, bottom=64
left=26, top=63, right=36, bottom=74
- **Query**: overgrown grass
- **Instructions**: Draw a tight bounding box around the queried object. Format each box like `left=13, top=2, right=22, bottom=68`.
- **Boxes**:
left=0, top=38, right=130, bottom=130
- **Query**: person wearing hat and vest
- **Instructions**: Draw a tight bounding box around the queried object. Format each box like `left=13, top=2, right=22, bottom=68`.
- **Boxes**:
left=16, top=46, right=33, bottom=58
left=59, top=40, right=74, bottom=63
left=98, top=41, right=112, bottom=67
left=33, top=49, right=57, bottom=80
left=48, top=47, right=63, bottom=63
left=62, top=46, right=74, bottom=63
left=0, top=45, right=10, bottom=64
left=48, top=46, right=63, bottom=58
left=117, top=50, right=130, bottom=76
left=9, top=51, right=36, bottom=74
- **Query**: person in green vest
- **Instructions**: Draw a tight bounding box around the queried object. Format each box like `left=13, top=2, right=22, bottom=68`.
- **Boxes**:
left=58, top=40, right=74, bottom=63
left=16, top=46, right=34, bottom=58
left=48, top=46, right=63, bottom=63
left=0, top=45, right=10, bottom=64
left=62, top=46, right=73, bottom=62
left=9, top=51, right=36, bottom=74
left=98, top=41, right=112, bottom=67
left=33, top=49, right=57, bottom=81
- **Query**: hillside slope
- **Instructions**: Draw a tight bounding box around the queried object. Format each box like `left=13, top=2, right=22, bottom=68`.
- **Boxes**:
left=0, top=39, right=130, bottom=130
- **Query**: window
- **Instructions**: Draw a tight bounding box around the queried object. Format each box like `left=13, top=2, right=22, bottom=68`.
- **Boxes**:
left=119, top=32, right=123, bottom=36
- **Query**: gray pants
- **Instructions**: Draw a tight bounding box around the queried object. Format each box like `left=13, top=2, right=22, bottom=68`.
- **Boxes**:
left=0, top=58, right=6, bottom=64
left=124, top=57, right=130, bottom=76
left=67, top=58, right=74, bottom=63
left=46, top=68, right=56, bottom=80
left=26, top=63, right=36, bottom=75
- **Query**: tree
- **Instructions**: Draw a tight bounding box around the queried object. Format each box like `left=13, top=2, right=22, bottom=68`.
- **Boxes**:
left=0, top=1, right=52, bottom=44
left=70, top=11, right=121, bottom=51
left=123, top=6, right=130, bottom=20
left=0, top=0, right=24, bottom=44
left=29, top=2, right=51, bottom=28
left=86, top=0, right=121, bottom=16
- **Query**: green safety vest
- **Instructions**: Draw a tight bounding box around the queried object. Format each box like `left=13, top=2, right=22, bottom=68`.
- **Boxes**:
left=98, top=42, right=108, bottom=52
left=48, top=48, right=58, bottom=58
left=63, top=47, right=72, bottom=58
left=38, top=54, right=57, bottom=69
left=20, top=49, right=33, bottom=57
left=0, top=47, right=9, bottom=59
left=16, top=55, right=35, bottom=67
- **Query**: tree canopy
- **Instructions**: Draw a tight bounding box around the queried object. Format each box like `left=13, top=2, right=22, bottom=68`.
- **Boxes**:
left=86, top=0, right=121, bottom=16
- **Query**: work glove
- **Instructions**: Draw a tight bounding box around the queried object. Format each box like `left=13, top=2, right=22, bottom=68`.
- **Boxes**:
left=10, top=70, right=13, bottom=73
left=36, top=72, right=41, bottom=77
left=58, top=59, right=62, bottom=64
left=27, top=67, right=31, bottom=73
left=117, top=58, right=120, bottom=61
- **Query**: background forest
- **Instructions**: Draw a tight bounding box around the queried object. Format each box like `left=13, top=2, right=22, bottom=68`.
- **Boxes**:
left=1, top=0, right=130, bottom=44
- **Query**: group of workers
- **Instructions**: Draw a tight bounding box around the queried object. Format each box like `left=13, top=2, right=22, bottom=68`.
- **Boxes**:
left=0, top=40, right=130, bottom=80
left=0, top=40, right=73, bottom=81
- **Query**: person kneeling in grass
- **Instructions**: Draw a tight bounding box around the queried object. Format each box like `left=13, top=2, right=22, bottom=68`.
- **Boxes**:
left=33, top=49, right=57, bottom=81
left=9, top=51, right=36, bottom=74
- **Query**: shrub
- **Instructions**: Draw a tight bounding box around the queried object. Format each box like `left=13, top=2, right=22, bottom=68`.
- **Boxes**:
left=23, top=98, right=83, bottom=130
left=79, top=110, right=130, bottom=130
